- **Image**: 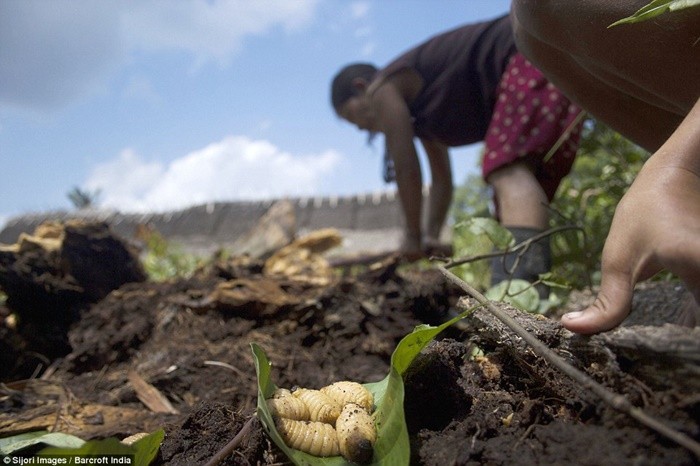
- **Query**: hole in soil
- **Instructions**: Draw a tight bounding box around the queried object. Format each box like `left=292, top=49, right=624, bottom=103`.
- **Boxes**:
left=403, top=344, right=472, bottom=433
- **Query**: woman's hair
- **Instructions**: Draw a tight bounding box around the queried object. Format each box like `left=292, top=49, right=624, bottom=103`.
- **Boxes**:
left=330, top=63, right=377, bottom=112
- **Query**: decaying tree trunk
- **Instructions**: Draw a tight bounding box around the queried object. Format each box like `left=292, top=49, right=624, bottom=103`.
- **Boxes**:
left=0, top=220, right=146, bottom=361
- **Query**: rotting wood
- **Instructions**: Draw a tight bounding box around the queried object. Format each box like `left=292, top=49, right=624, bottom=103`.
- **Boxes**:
left=127, top=370, right=179, bottom=415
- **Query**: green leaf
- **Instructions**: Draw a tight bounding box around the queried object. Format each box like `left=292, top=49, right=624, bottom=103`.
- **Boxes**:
left=456, top=218, right=514, bottom=250
left=486, top=279, right=541, bottom=313
left=130, top=429, right=165, bottom=466
left=251, top=304, right=478, bottom=466
left=609, top=0, right=700, bottom=26
left=0, top=431, right=85, bottom=455
left=35, top=429, right=164, bottom=466
left=38, top=438, right=134, bottom=460
left=253, top=343, right=345, bottom=466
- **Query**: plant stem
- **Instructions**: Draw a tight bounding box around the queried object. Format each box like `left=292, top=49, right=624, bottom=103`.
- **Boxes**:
left=441, top=225, right=582, bottom=269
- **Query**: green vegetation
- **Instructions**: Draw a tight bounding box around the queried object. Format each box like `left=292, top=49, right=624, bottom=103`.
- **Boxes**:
left=449, top=119, right=650, bottom=306
left=0, top=429, right=164, bottom=465
left=449, top=174, right=492, bottom=290
left=139, top=228, right=202, bottom=281
left=549, top=119, right=648, bottom=286
left=609, top=0, right=700, bottom=27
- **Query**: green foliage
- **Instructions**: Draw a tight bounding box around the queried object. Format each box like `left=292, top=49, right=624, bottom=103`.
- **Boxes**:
left=458, top=217, right=513, bottom=250
left=448, top=120, right=648, bottom=301
left=449, top=175, right=492, bottom=290
left=251, top=305, right=478, bottom=466
left=610, top=0, right=700, bottom=26
left=485, top=279, right=540, bottom=313
left=139, top=228, right=201, bottom=281
left=1, top=429, right=164, bottom=466
left=450, top=173, right=490, bottom=222
left=1, top=431, right=85, bottom=455
left=549, top=120, right=648, bottom=286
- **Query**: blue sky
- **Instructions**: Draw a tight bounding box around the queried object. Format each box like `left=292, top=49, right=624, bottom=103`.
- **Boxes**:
left=0, top=0, right=512, bottom=228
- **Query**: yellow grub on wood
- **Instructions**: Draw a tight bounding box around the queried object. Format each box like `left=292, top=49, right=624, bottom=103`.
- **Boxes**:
left=275, top=418, right=340, bottom=457
left=292, top=388, right=342, bottom=424
left=336, top=402, right=377, bottom=464
left=321, top=381, right=374, bottom=412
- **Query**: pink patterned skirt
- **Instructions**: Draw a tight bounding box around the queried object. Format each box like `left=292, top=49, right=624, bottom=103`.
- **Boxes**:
left=482, top=53, right=583, bottom=201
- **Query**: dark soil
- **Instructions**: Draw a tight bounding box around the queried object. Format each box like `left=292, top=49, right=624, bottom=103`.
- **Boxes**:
left=1, top=223, right=699, bottom=465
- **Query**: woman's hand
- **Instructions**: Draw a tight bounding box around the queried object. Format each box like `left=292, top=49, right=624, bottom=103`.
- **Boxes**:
left=562, top=160, right=700, bottom=334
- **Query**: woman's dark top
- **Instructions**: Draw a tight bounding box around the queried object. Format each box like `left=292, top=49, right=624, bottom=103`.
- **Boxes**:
left=375, top=14, right=516, bottom=146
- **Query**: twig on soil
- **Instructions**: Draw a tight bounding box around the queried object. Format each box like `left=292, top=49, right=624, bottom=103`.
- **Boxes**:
left=437, top=265, right=700, bottom=460
left=203, top=415, right=256, bottom=466
left=328, top=251, right=396, bottom=268
left=439, top=225, right=582, bottom=269
left=203, top=359, right=248, bottom=378
left=470, top=424, right=481, bottom=452
left=512, top=412, right=540, bottom=452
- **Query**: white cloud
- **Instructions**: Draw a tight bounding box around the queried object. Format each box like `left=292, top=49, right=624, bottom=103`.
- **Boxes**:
left=0, top=0, right=320, bottom=111
left=345, top=2, right=374, bottom=59
left=350, top=1, right=370, bottom=19
left=122, top=0, right=320, bottom=68
left=85, top=136, right=342, bottom=213
left=84, top=149, right=165, bottom=210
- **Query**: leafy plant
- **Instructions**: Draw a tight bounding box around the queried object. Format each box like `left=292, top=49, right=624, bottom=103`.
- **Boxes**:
left=138, top=227, right=201, bottom=281
left=485, top=279, right=540, bottom=313
left=251, top=305, right=478, bottom=466
left=449, top=175, right=492, bottom=289
left=0, top=431, right=85, bottom=455
left=549, top=120, right=648, bottom=286
left=1, top=429, right=164, bottom=466
left=610, top=0, right=700, bottom=26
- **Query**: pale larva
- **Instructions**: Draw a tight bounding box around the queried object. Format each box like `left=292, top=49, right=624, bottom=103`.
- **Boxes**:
left=266, top=392, right=310, bottom=421
left=275, top=418, right=340, bottom=457
left=292, top=388, right=341, bottom=424
left=320, top=381, right=374, bottom=412
left=271, top=388, right=293, bottom=399
left=336, top=402, right=376, bottom=464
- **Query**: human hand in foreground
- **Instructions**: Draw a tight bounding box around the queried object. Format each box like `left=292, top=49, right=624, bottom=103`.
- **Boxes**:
left=562, top=160, right=700, bottom=334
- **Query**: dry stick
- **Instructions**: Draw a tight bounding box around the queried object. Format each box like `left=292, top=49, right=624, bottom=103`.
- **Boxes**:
left=542, top=110, right=587, bottom=163
left=203, top=415, right=256, bottom=466
left=437, top=265, right=700, bottom=460
left=440, top=225, right=581, bottom=269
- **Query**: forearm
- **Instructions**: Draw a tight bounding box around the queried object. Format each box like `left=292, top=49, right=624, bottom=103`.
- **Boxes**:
left=422, top=140, right=452, bottom=239
left=648, top=97, right=700, bottom=175
left=372, top=81, right=425, bottom=242
left=426, top=177, right=452, bottom=239
left=392, top=148, right=423, bottom=239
